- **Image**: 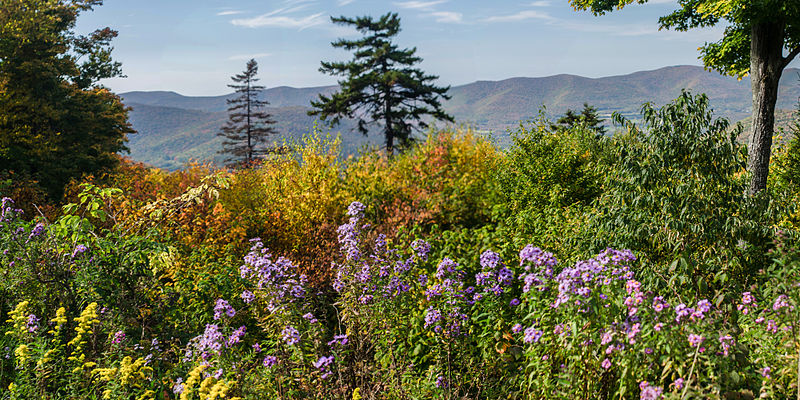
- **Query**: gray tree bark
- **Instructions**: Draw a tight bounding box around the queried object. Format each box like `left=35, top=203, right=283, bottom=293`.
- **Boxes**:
left=747, top=21, right=787, bottom=195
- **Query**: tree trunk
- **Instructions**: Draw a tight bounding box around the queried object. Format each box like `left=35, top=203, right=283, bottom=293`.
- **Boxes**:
left=384, top=90, right=393, bottom=155
left=746, top=21, right=785, bottom=195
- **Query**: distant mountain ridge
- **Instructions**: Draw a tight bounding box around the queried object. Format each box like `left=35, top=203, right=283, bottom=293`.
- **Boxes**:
left=121, top=65, right=800, bottom=170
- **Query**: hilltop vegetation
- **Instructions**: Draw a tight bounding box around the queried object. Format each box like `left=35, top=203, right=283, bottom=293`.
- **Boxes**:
left=122, top=66, right=800, bottom=169
left=4, top=93, right=800, bottom=399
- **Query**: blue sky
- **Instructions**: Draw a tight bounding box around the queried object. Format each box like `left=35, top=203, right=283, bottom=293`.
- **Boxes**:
left=75, top=0, right=775, bottom=96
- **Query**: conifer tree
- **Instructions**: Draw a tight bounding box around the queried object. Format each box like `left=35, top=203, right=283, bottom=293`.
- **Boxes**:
left=309, top=13, right=454, bottom=154
left=218, top=59, right=278, bottom=166
left=552, top=103, right=606, bottom=135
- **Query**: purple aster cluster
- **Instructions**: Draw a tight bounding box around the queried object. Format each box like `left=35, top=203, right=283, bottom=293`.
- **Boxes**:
left=772, top=294, right=793, bottom=312
left=26, top=314, right=39, bottom=333
left=27, top=222, right=45, bottom=242
left=213, top=299, right=236, bottom=320
left=112, top=330, right=126, bottom=344
left=282, top=325, right=300, bottom=346
left=411, top=239, right=431, bottom=261
left=639, top=381, right=663, bottom=400
left=263, top=355, right=278, bottom=368
left=475, top=250, right=514, bottom=296
left=687, top=334, right=704, bottom=348
left=194, top=324, right=225, bottom=359
left=549, top=249, right=635, bottom=311
left=327, top=334, right=348, bottom=347
left=313, top=355, right=335, bottom=379
left=227, top=326, right=246, bottom=346
left=332, top=202, right=417, bottom=306
left=519, top=246, right=556, bottom=293
left=1, top=197, right=22, bottom=223
left=718, top=335, right=734, bottom=356
left=523, top=326, right=544, bottom=344
left=241, top=290, right=255, bottom=304
left=71, top=244, right=88, bottom=258
left=240, top=239, right=307, bottom=312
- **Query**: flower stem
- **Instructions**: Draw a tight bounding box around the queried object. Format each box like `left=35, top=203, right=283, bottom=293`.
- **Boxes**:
left=681, top=346, right=700, bottom=400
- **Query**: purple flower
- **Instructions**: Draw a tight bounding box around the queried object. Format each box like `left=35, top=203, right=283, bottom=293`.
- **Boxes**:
left=327, top=334, right=348, bottom=347
left=227, top=326, right=246, bottom=346
left=761, top=366, right=771, bottom=378
left=26, top=314, right=39, bottom=333
left=652, top=296, right=669, bottom=312
left=773, top=294, right=792, bottom=312
left=28, top=223, right=45, bottom=240
left=194, top=324, right=225, bottom=359
left=512, top=323, right=523, bottom=333
left=436, top=258, right=462, bottom=280
left=688, top=334, right=704, bottom=348
left=510, top=298, right=520, bottom=306
left=523, top=327, right=543, bottom=344
left=601, top=358, right=612, bottom=369
left=358, top=294, right=373, bottom=304
left=302, top=313, right=318, bottom=324
left=435, top=375, right=448, bottom=388
left=213, top=299, right=236, bottom=320
left=112, top=330, right=126, bottom=344
left=424, top=307, right=442, bottom=329
left=263, top=355, right=278, bottom=368
left=71, top=244, right=88, bottom=258
left=252, top=343, right=261, bottom=352
left=672, top=378, right=684, bottom=390
left=346, top=201, right=366, bottom=218
left=719, top=335, right=734, bottom=356
left=674, top=304, right=693, bottom=322
left=742, top=292, right=755, bottom=305
left=313, top=355, right=335, bottom=379
left=282, top=325, right=300, bottom=346
left=639, top=381, right=663, bottom=400
left=411, top=239, right=431, bottom=261
left=241, top=290, right=255, bottom=304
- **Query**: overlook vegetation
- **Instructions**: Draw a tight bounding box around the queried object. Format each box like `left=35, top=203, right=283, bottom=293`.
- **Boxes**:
left=4, top=1, right=800, bottom=400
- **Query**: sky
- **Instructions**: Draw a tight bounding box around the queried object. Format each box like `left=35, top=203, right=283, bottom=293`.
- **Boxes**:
left=73, top=0, right=794, bottom=96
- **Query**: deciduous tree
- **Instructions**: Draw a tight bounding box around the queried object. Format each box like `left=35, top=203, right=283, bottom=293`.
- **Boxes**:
left=568, top=0, right=800, bottom=195
left=0, top=0, right=133, bottom=200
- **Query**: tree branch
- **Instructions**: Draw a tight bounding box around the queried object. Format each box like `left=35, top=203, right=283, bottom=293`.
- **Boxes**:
left=783, top=46, right=800, bottom=69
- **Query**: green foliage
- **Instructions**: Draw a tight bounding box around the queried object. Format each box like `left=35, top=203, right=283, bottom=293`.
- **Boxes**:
left=586, top=91, right=774, bottom=296
left=0, top=0, right=133, bottom=200
left=310, top=13, right=454, bottom=153
left=551, top=103, right=607, bottom=136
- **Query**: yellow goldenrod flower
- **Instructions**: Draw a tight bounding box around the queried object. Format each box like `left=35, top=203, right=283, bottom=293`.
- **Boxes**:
left=14, top=344, right=30, bottom=364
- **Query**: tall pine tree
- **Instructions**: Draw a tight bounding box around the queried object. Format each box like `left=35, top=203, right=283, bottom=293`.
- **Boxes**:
left=218, top=59, right=277, bottom=166
left=309, top=13, right=453, bottom=154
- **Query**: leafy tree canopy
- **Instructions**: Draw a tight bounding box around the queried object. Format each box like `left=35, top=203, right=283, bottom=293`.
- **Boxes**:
left=0, top=0, right=132, bottom=200
left=569, top=0, right=800, bottom=78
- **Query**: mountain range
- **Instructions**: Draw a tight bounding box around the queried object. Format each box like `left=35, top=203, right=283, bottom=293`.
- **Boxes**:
left=121, top=65, right=800, bottom=170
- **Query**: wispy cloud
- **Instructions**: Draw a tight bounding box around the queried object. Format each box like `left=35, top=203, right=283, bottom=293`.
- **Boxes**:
left=428, top=11, right=463, bottom=23
left=231, top=6, right=327, bottom=30
left=337, top=0, right=355, bottom=5
left=228, top=53, right=272, bottom=61
left=217, top=10, right=244, bottom=16
left=529, top=1, right=551, bottom=6
left=485, top=10, right=554, bottom=23
left=393, top=0, right=447, bottom=10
